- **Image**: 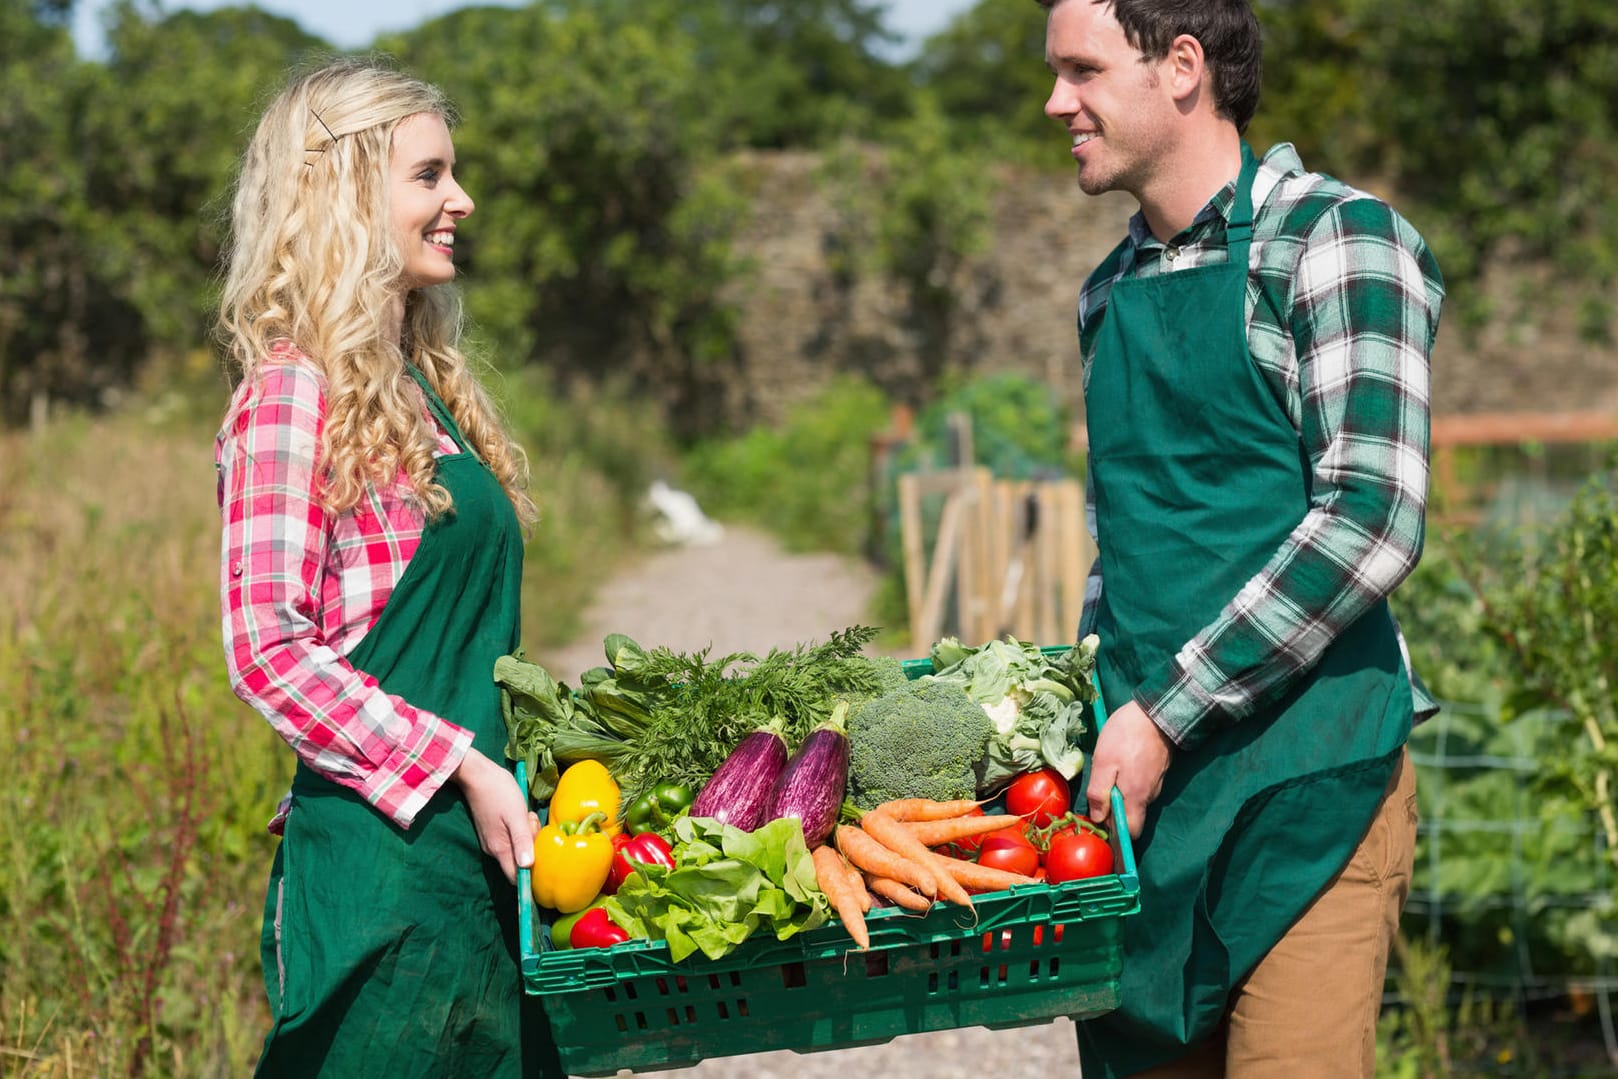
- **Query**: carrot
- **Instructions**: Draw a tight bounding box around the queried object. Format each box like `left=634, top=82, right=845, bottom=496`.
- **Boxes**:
left=860, top=811, right=975, bottom=909
left=865, top=798, right=986, bottom=822
left=864, top=874, right=933, bottom=913
left=834, top=847, right=873, bottom=913
left=835, top=825, right=937, bottom=897
left=813, top=844, right=870, bottom=949
left=851, top=862, right=873, bottom=913
left=902, top=814, right=1028, bottom=848
left=927, top=851, right=1040, bottom=894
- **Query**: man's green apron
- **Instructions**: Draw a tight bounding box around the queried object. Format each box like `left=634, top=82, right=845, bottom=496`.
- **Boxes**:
left=255, top=366, right=564, bottom=1078
left=1076, top=145, right=1412, bottom=1077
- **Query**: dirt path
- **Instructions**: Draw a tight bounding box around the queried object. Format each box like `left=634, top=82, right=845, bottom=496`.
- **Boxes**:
left=537, top=525, right=1084, bottom=1078
left=534, top=525, right=888, bottom=678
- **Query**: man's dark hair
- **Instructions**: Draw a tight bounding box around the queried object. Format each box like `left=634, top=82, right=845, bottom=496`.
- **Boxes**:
left=1036, top=0, right=1262, bottom=133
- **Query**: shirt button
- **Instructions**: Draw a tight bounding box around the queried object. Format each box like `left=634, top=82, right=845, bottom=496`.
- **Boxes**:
left=231, top=561, right=244, bottom=577
left=1165, top=246, right=1180, bottom=263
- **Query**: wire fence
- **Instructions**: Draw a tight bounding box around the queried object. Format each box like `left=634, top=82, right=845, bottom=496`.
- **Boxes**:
left=1396, top=696, right=1618, bottom=1065
left=883, top=402, right=1618, bottom=1067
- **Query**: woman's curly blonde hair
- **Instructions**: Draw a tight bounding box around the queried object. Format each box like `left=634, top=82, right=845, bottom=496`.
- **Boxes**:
left=218, top=57, right=537, bottom=528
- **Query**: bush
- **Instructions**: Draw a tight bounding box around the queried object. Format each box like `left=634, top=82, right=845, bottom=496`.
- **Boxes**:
left=680, top=376, right=892, bottom=556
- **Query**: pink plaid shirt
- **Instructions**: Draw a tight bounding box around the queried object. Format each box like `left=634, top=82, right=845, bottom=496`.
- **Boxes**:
left=216, top=347, right=472, bottom=834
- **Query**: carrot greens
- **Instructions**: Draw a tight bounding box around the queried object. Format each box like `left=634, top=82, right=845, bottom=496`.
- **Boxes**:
left=497, top=626, right=886, bottom=811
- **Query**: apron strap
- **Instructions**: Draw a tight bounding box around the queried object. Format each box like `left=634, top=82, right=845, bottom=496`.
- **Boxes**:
left=1120, top=141, right=1261, bottom=278
left=1225, top=141, right=1260, bottom=259
left=405, top=364, right=486, bottom=467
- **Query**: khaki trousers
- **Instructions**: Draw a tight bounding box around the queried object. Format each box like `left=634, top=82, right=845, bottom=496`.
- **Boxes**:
left=1132, top=749, right=1419, bottom=1079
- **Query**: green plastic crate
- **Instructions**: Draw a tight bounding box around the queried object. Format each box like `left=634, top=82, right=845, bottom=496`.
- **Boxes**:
left=514, top=643, right=1137, bottom=1077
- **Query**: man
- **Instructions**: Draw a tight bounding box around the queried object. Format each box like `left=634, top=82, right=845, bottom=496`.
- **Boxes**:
left=1037, top=1, right=1444, bottom=1076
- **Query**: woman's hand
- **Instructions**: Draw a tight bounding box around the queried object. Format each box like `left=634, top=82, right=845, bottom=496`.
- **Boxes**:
left=453, top=748, right=535, bottom=884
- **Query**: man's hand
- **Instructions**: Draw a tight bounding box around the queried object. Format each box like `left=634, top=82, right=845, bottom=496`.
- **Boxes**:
left=1086, top=699, right=1175, bottom=839
left=453, top=748, right=536, bottom=885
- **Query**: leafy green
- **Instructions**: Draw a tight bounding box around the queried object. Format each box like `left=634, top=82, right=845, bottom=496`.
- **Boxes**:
left=605, top=815, right=830, bottom=962
left=923, top=634, right=1100, bottom=792
left=496, top=652, right=592, bottom=802
left=497, top=626, right=886, bottom=809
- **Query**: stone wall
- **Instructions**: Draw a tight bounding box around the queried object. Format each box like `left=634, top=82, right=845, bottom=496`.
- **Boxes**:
left=714, top=151, right=1618, bottom=430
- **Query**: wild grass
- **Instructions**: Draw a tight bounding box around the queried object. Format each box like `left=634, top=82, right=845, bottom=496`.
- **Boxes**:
left=0, top=413, right=274, bottom=1076
left=0, top=371, right=665, bottom=1075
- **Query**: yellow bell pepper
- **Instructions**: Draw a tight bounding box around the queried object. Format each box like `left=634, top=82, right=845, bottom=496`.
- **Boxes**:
left=531, top=812, right=615, bottom=913
left=552, top=760, right=622, bottom=836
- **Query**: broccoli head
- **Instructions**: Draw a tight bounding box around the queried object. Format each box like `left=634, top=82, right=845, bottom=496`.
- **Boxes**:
left=846, top=678, right=995, bottom=810
left=866, top=654, right=913, bottom=695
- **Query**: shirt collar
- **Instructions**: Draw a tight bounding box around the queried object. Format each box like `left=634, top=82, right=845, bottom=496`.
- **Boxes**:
left=1125, top=142, right=1307, bottom=249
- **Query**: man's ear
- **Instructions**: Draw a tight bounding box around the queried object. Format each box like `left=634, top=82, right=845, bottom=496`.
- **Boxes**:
left=1164, top=33, right=1206, bottom=104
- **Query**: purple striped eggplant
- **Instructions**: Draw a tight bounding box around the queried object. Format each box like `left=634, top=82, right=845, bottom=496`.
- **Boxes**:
left=690, top=720, right=789, bottom=831
left=763, top=701, right=850, bottom=846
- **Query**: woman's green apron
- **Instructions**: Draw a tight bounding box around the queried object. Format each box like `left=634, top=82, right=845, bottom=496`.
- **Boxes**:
left=1076, top=145, right=1412, bottom=1077
left=255, top=367, right=564, bottom=1078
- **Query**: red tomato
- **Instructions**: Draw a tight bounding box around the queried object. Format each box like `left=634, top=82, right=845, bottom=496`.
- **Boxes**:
left=979, top=825, right=1035, bottom=849
left=977, top=825, right=1035, bottom=857
left=1044, top=827, right=1114, bottom=883
left=977, top=840, right=1040, bottom=877
left=1005, top=768, right=1071, bottom=828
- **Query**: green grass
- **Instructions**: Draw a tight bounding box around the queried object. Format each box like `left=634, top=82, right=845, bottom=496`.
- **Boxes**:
left=0, top=414, right=275, bottom=1075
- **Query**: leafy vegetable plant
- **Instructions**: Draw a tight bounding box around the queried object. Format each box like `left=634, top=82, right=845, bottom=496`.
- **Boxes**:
left=498, top=626, right=886, bottom=810
left=922, top=634, right=1101, bottom=793
left=606, top=816, right=830, bottom=962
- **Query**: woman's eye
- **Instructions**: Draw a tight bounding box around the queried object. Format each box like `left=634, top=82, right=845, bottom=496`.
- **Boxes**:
left=416, top=168, right=440, bottom=183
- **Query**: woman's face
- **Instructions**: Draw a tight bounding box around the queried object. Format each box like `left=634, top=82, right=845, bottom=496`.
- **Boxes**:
left=389, top=112, right=473, bottom=290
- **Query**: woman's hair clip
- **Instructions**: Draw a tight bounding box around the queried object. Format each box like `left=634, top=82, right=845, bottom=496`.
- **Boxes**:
left=305, top=109, right=340, bottom=167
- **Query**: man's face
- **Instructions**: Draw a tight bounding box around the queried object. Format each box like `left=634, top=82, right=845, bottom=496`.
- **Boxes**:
left=1043, top=0, right=1176, bottom=198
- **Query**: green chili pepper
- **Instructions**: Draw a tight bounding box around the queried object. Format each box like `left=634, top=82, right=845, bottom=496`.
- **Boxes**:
left=624, top=782, right=694, bottom=834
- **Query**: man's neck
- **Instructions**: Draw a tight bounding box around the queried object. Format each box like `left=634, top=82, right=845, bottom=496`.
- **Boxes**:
left=1137, top=128, right=1245, bottom=243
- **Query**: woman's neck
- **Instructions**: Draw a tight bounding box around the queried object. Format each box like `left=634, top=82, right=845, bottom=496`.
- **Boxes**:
left=384, top=294, right=405, bottom=350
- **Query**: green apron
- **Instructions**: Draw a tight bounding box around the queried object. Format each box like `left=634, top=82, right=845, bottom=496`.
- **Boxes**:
left=1075, top=145, right=1412, bottom=1077
left=255, top=366, right=564, bottom=1079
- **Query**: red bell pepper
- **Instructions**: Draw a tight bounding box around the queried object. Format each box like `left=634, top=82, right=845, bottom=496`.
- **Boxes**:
left=569, top=906, right=630, bottom=949
left=603, top=831, right=676, bottom=894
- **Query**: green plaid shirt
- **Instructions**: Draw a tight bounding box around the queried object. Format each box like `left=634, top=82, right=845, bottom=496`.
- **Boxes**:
left=1076, top=142, right=1445, bottom=750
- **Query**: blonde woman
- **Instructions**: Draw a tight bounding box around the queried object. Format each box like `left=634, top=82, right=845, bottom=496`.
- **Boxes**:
left=216, top=58, right=563, bottom=1077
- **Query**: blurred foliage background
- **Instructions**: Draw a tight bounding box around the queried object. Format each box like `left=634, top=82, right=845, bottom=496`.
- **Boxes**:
left=4, top=0, right=1618, bottom=1074
left=6, top=0, right=1617, bottom=425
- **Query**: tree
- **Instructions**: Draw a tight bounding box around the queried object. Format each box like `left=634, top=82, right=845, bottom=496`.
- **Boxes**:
left=85, top=2, right=330, bottom=351
left=673, top=0, right=911, bottom=148
left=0, top=0, right=116, bottom=423
left=1345, top=0, right=1618, bottom=334
left=911, top=0, right=1055, bottom=163
left=1252, top=0, right=1618, bottom=334
left=388, top=0, right=749, bottom=434
left=0, top=1, right=330, bottom=425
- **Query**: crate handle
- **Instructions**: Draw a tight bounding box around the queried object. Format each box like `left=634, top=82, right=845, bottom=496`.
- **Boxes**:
left=515, top=759, right=538, bottom=956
